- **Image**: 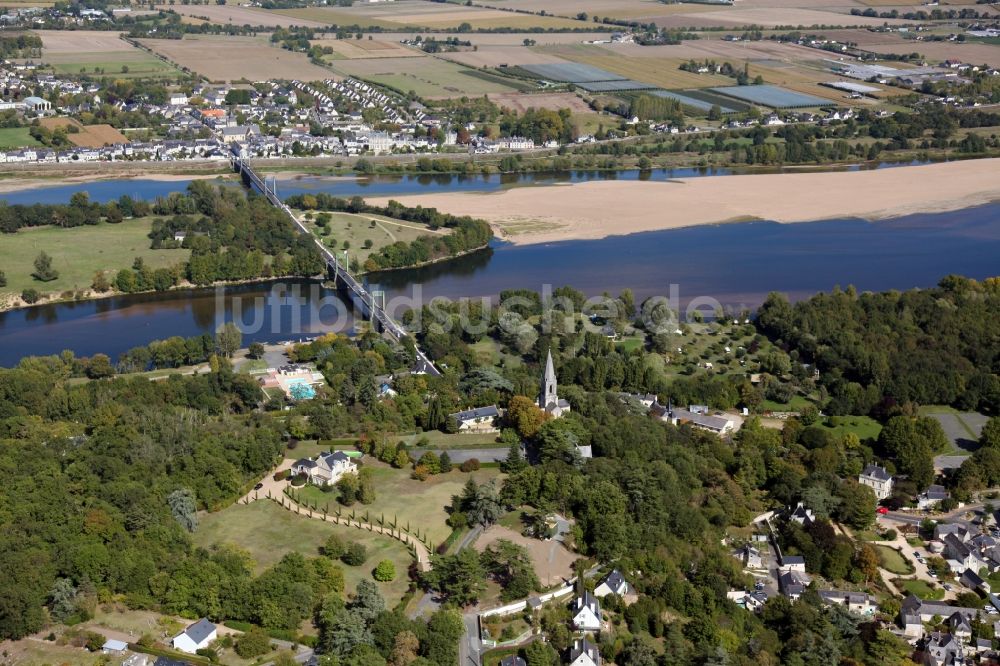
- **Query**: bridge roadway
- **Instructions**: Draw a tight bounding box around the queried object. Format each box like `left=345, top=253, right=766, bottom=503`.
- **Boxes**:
left=232, top=154, right=441, bottom=376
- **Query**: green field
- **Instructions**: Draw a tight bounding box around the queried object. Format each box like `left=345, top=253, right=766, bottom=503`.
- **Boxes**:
left=296, top=461, right=504, bottom=546
left=48, top=51, right=180, bottom=79
left=0, top=127, right=42, bottom=149
left=0, top=218, right=189, bottom=296
left=820, top=415, right=883, bottom=441
left=299, top=211, right=447, bottom=266
left=875, top=545, right=914, bottom=575
left=194, top=501, right=413, bottom=607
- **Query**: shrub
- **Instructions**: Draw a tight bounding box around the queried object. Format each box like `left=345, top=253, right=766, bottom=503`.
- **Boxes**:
left=373, top=559, right=396, bottom=582
left=84, top=631, right=105, bottom=652
left=323, top=533, right=346, bottom=559
left=291, top=472, right=308, bottom=487
left=235, top=628, right=272, bottom=658
left=460, top=459, right=481, bottom=472
left=342, top=542, right=368, bottom=566
left=196, top=647, right=219, bottom=662
left=412, top=464, right=430, bottom=481
left=21, top=288, right=40, bottom=304
left=273, top=469, right=290, bottom=481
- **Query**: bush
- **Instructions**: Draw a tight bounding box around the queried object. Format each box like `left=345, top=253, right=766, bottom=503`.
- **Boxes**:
left=84, top=631, right=105, bottom=652
left=291, top=472, right=308, bottom=487
left=323, top=533, right=346, bottom=559
left=21, top=288, right=40, bottom=304
left=235, top=628, right=272, bottom=658
left=342, top=542, right=368, bottom=566
left=373, top=559, right=396, bottom=582
left=273, top=469, right=290, bottom=481
left=196, top=647, right=219, bottom=662
left=460, top=459, right=481, bottom=472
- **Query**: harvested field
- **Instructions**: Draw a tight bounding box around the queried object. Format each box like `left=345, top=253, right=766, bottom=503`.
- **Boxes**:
left=138, top=36, right=332, bottom=82
left=375, top=32, right=612, bottom=46
left=862, top=39, right=1000, bottom=68
left=537, top=44, right=734, bottom=88
left=470, top=0, right=674, bottom=20
left=38, top=118, right=128, bottom=148
left=329, top=56, right=526, bottom=97
left=437, top=45, right=569, bottom=68
left=312, top=37, right=422, bottom=59
left=38, top=30, right=134, bottom=53
left=275, top=0, right=586, bottom=29
left=156, top=3, right=329, bottom=27
left=473, top=524, right=576, bottom=588
left=644, top=6, right=909, bottom=28
left=273, top=6, right=410, bottom=29
left=39, top=30, right=180, bottom=79
left=488, top=91, right=592, bottom=113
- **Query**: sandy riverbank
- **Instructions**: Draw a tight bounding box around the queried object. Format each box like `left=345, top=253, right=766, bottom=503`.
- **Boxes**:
left=369, top=159, right=1000, bottom=245
left=0, top=171, right=233, bottom=195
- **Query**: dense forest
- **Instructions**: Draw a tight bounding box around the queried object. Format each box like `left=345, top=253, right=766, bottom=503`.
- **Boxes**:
left=757, top=276, right=1000, bottom=414
left=0, top=353, right=464, bottom=666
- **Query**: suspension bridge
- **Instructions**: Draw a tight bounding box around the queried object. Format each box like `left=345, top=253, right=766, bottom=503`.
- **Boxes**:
left=231, top=153, right=441, bottom=376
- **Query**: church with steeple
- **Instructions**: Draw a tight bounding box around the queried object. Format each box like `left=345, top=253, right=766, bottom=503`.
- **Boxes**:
left=539, top=349, right=571, bottom=418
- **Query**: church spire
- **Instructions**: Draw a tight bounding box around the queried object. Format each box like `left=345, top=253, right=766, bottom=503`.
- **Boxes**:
left=540, top=348, right=558, bottom=409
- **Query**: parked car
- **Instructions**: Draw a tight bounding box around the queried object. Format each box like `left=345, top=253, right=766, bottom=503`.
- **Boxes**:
left=877, top=507, right=889, bottom=515
left=254, top=482, right=263, bottom=490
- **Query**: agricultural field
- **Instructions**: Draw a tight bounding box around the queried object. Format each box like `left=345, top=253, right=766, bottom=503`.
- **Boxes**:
left=137, top=35, right=332, bottom=82
left=193, top=500, right=413, bottom=606
left=39, top=30, right=181, bottom=79
left=328, top=55, right=528, bottom=98
left=0, top=126, right=42, bottom=149
left=295, top=461, right=505, bottom=547
left=312, top=36, right=422, bottom=60
left=0, top=218, right=189, bottom=297
left=488, top=91, right=594, bottom=113
left=641, top=5, right=909, bottom=28
left=156, top=2, right=330, bottom=28
left=297, top=210, right=449, bottom=266
left=39, top=117, right=129, bottom=148
left=536, top=44, right=735, bottom=89
left=469, top=0, right=677, bottom=20
left=376, top=32, right=612, bottom=46
left=437, top=45, right=570, bottom=69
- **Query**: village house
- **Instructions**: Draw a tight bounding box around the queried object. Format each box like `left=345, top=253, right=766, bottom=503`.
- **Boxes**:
left=734, top=543, right=763, bottom=569
left=817, top=590, right=877, bottom=616
left=789, top=502, right=816, bottom=527
left=568, top=638, right=601, bottom=666
left=918, top=485, right=951, bottom=510
left=290, top=451, right=358, bottom=487
left=572, top=591, right=603, bottom=632
left=449, top=405, right=500, bottom=433
left=858, top=464, right=894, bottom=500
left=594, top=569, right=634, bottom=598
left=778, top=570, right=811, bottom=600
left=499, top=656, right=526, bottom=666
left=171, top=618, right=217, bottom=654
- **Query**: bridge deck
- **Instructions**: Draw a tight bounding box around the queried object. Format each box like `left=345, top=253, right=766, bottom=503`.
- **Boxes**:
left=232, top=155, right=441, bottom=376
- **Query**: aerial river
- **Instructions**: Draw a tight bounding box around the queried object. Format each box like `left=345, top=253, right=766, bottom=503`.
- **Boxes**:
left=0, top=165, right=998, bottom=366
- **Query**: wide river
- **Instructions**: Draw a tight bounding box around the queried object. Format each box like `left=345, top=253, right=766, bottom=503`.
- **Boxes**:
left=0, top=166, right=997, bottom=366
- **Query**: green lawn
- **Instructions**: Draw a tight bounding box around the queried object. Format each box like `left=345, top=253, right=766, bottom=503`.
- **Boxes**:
left=0, top=218, right=189, bottom=297
left=296, top=461, right=504, bottom=547
left=820, top=415, right=882, bottom=441
left=298, top=210, right=447, bottom=267
left=875, top=545, right=914, bottom=575
left=895, top=578, right=944, bottom=600
left=48, top=51, right=180, bottom=79
left=194, top=501, right=413, bottom=607
left=0, top=126, right=42, bottom=149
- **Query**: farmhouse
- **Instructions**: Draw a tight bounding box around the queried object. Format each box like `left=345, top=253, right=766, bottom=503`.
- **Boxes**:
left=572, top=591, right=602, bottom=632
left=918, top=485, right=951, bottom=510
left=291, top=451, right=358, bottom=486
left=449, top=405, right=500, bottom=433
left=858, top=464, right=893, bottom=500
left=171, top=618, right=217, bottom=654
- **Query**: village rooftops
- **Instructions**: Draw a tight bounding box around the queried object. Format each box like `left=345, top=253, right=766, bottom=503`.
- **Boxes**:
left=860, top=464, right=892, bottom=482
left=180, top=618, right=216, bottom=645
left=450, top=405, right=500, bottom=421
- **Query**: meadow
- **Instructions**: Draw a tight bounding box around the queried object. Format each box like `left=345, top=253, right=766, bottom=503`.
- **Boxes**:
left=39, top=31, right=179, bottom=79
left=0, top=218, right=189, bottom=296
left=298, top=210, right=450, bottom=265
left=295, top=461, right=505, bottom=547
left=194, top=500, right=414, bottom=606
left=0, top=127, right=42, bottom=150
